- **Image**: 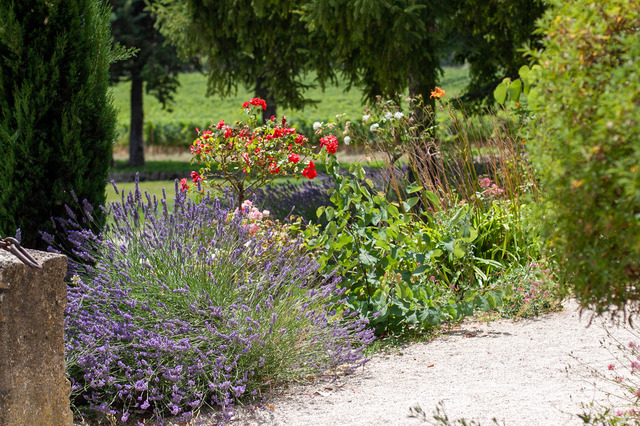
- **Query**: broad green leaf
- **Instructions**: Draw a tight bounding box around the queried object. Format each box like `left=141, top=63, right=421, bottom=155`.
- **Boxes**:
left=375, top=238, right=391, bottom=251
left=358, top=249, right=378, bottom=266
left=493, top=78, right=510, bottom=105
left=324, top=206, right=335, bottom=221
left=316, top=206, right=325, bottom=219
left=507, top=78, right=522, bottom=103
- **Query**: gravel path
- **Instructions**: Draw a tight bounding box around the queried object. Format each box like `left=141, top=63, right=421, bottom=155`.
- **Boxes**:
left=230, top=299, right=632, bottom=425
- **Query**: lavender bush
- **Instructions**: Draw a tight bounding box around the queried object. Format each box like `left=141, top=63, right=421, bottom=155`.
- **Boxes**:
left=43, top=181, right=373, bottom=424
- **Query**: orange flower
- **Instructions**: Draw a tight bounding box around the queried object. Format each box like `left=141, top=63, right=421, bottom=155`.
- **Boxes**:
left=430, top=87, right=445, bottom=99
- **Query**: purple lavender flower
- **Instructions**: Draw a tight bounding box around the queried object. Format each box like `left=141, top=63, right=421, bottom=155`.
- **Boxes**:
left=50, top=179, right=373, bottom=423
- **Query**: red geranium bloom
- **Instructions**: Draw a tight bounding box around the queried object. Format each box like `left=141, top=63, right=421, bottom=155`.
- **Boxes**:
left=269, top=163, right=280, bottom=174
left=295, top=135, right=306, bottom=145
left=180, top=178, right=189, bottom=192
left=288, top=153, right=300, bottom=164
left=191, top=171, right=202, bottom=183
left=216, top=120, right=225, bottom=129
left=249, top=98, right=267, bottom=110
left=319, top=135, right=338, bottom=154
left=302, top=161, right=317, bottom=179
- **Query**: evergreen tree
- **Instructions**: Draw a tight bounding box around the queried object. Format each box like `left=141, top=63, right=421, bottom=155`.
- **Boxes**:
left=110, top=0, right=185, bottom=167
left=151, top=0, right=329, bottom=122
left=0, top=0, right=118, bottom=249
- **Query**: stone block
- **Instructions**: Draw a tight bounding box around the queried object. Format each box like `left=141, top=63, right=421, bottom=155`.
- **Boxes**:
left=0, top=249, right=72, bottom=426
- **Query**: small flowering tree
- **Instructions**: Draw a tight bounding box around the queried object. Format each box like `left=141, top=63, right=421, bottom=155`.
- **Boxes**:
left=189, top=98, right=320, bottom=207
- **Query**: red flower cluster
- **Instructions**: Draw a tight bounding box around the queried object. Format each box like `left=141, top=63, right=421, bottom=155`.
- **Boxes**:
left=302, top=161, right=317, bottom=179
left=288, top=153, right=300, bottom=164
left=180, top=178, right=189, bottom=192
left=191, top=171, right=202, bottom=183
left=242, top=98, right=267, bottom=110
left=319, top=135, right=338, bottom=154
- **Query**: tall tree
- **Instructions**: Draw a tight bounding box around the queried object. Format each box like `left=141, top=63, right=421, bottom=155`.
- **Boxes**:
left=109, top=0, right=184, bottom=167
left=151, top=0, right=330, bottom=122
left=0, top=0, right=118, bottom=249
left=445, top=0, right=546, bottom=108
left=304, top=0, right=445, bottom=108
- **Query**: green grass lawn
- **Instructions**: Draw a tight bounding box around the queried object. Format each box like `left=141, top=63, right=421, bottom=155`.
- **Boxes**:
left=110, top=66, right=471, bottom=145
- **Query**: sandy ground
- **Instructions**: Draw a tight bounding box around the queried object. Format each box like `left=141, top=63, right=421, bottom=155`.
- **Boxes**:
left=227, top=299, right=633, bottom=426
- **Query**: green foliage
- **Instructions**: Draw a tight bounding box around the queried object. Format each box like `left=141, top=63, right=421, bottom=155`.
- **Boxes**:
left=304, top=154, right=540, bottom=335
left=109, top=0, right=183, bottom=109
left=0, top=0, right=117, bottom=248
left=303, top=0, right=440, bottom=105
left=446, top=0, right=546, bottom=108
left=528, top=0, right=640, bottom=314
left=151, top=0, right=322, bottom=119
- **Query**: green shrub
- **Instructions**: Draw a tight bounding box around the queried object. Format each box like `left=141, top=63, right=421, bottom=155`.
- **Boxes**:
left=529, top=0, right=640, bottom=313
left=0, top=0, right=117, bottom=248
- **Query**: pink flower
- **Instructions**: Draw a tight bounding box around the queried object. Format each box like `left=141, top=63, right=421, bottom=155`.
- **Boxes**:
left=180, top=178, right=189, bottom=192
left=608, top=363, right=615, bottom=370
left=246, top=222, right=259, bottom=235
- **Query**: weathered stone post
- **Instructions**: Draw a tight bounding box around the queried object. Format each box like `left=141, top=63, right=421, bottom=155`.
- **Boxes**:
left=0, top=249, right=72, bottom=425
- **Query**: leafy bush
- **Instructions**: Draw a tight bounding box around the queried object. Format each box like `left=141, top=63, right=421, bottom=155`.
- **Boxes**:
left=304, top=154, right=545, bottom=335
left=43, top=182, right=373, bottom=423
left=528, top=0, right=640, bottom=313
left=303, top=93, right=552, bottom=335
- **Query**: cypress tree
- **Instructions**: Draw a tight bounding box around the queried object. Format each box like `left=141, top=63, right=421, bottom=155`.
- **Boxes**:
left=0, top=0, right=117, bottom=249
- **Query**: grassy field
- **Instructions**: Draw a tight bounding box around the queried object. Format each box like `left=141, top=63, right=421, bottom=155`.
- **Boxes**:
left=110, top=66, right=471, bottom=148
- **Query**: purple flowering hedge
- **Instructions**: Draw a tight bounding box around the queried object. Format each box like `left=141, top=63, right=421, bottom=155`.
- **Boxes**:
left=43, top=182, right=373, bottom=424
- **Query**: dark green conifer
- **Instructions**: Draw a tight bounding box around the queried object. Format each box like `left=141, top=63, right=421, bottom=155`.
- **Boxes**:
left=0, top=0, right=118, bottom=248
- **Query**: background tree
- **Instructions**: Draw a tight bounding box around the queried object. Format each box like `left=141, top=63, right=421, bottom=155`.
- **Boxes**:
left=444, top=0, right=546, bottom=108
left=0, top=0, right=118, bottom=249
left=151, top=0, right=332, bottom=122
left=304, top=0, right=445, bottom=108
left=109, top=0, right=185, bottom=167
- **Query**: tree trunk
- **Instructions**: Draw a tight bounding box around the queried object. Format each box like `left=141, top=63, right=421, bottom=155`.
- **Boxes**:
left=129, top=73, right=145, bottom=167
left=255, top=76, right=277, bottom=123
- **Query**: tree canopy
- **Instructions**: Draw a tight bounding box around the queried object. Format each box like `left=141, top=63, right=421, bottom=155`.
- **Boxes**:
left=151, top=0, right=546, bottom=117
left=152, top=0, right=331, bottom=120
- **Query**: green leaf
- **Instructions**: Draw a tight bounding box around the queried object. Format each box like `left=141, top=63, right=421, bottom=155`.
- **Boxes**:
left=493, top=78, right=510, bottom=105
left=507, top=78, right=522, bottom=103
left=413, top=264, right=428, bottom=276
left=406, top=183, right=423, bottom=194
left=316, top=206, right=325, bottom=219
left=335, top=234, right=353, bottom=249
left=423, top=190, right=440, bottom=208
left=358, top=249, right=378, bottom=266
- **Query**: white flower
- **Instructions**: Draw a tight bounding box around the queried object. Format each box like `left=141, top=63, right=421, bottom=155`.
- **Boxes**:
left=262, top=210, right=270, bottom=218
left=362, top=114, right=370, bottom=123
left=394, top=112, right=404, bottom=119
left=313, top=121, right=323, bottom=130
left=369, top=123, right=380, bottom=132
left=384, top=112, right=393, bottom=120
left=343, top=136, right=351, bottom=145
